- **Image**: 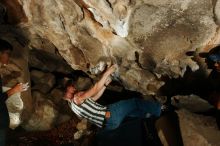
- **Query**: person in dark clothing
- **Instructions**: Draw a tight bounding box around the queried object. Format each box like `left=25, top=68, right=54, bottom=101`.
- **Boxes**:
left=204, top=46, right=220, bottom=128
left=205, top=46, right=220, bottom=109
left=0, top=39, right=29, bottom=146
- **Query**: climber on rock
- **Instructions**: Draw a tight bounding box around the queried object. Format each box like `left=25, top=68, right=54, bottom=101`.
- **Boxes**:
left=63, top=64, right=162, bottom=130
left=0, top=39, right=29, bottom=146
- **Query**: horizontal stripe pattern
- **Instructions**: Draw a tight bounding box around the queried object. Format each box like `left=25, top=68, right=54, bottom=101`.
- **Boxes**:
left=68, top=98, right=107, bottom=128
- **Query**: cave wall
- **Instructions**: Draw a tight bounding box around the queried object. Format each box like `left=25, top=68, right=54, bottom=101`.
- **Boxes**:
left=1, top=0, right=220, bottom=96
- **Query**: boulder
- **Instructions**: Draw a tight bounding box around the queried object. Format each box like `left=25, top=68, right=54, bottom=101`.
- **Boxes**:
left=23, top=99, right=58, bottom=131
left=32, top=0, right=218, bottom=95
left=74, top=119, right=90, bottom=140
left=50, top=88, right=64, bottom=105
left=177, top=109, right=220, bottom=146
left=215, top=0, right=220, bottom=25
left=75, top=77, right=93, bottom=91
left=30, top=70, right=45, bottom=84
left=171, top=94, right=214, bottom=113
left=24, top=91, right=59, bottom=131
left=1, top=0, right=219, bottom=95
left=156, top=110, right=220, bottom=146
left=31, top=71, right=56, bottom=94
left=32, top=84, right=51, bottom=94
left=32, top=90, right=47, bottom=101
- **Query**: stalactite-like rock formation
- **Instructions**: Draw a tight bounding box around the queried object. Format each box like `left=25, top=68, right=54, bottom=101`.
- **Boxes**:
left=1, top=0, right=220, bottom=95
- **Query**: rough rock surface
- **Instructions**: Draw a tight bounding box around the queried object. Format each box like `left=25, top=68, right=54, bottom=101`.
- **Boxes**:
left=50, top=88, right=64, bottom=105
left=23, top=96, right=58, bottom=131
left=215, top=0, right=220, bottom=25
left=171, top=94, right=214, bottom=113
left=1, top=0, right=220, bottom=96
left=177, top=109, right=220, bottom=146
left=75, top=77, right=93, bottom=91
left=29, top=49, right=73, bottom=73
left=31, top=70, right=56, bottom=94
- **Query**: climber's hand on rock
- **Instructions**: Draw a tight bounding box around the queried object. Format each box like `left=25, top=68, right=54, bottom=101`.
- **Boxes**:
left=105, top=64, right=117, bottom=75
left=22, top=82, right=30, bottom=91
left=7, top=82, right=29, bottom=96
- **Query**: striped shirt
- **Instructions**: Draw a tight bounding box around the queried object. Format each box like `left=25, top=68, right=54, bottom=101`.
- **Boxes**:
left=68, top=98, right=107, bottom=128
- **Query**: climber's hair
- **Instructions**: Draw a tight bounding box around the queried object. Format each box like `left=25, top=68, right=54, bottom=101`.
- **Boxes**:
left=65, top=79, right=77, bottom=92
left=0, top=39, right=13, bottom=52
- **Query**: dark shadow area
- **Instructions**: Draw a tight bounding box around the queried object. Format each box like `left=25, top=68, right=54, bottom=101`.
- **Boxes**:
left=159, top=46, right=220, bottom=131
left=159, top=46, right=220, bottom=99
left=156, top=112, right=183, bottom=146
left=93, top=117, right=162, bottom=146
left=159, top=69, right=220, bottom=127
left=158, top=66, right=208, bottom=99
left=98, top=89, right=143, bottom=105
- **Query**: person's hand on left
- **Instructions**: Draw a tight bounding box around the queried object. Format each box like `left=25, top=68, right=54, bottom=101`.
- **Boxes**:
left=12, top=82, right=29, bottom=93
left=7, top=82, right=29, bottom=96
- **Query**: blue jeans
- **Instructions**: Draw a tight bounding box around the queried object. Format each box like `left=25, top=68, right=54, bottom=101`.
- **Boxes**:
left=104, top=98, right=161, bottom=130
left=0, top=129, right=6, bottom=146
